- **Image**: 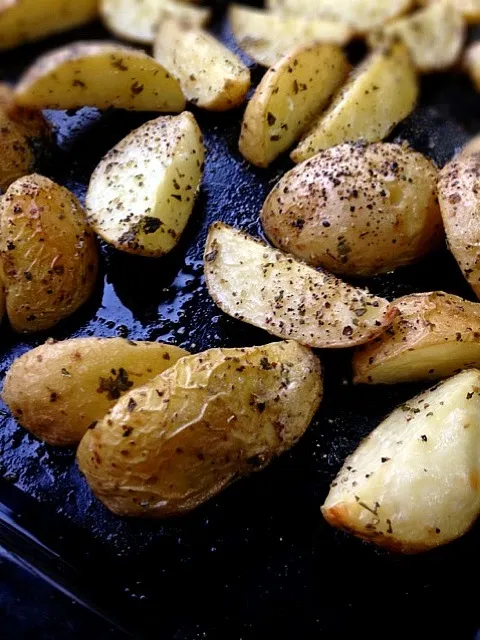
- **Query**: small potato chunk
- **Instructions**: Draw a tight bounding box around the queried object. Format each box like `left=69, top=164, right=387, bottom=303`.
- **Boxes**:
left=438, top=154, right=480, bottom=298
left=77, top=341, right=323, bottom=517
left=229, top=4, right=353, bottom=68
left=14, top=41, right=185, bottom=112
left=419, top=0, right=480, bottom=23
left=2, top=338, right=188, bottom=446
left=154, top=19, right=250, bottom=111
left=322, top=370, right=480, bottom=553
left=101, top=0, right=211, bottom=45
left=458, top=134, right=480, bottom=158
left=86, top=112, right=204, bottom=257
left=291, top=42, right=418, bottom=163
left=0, top=0, right=98, bottom=51
left=239, top=42, right=349, bottom=167
left=464, top=41, right=480, bottom=91
left=0, top=174, right=98, bottom=333
left=262, top=142, right=443, bottom=277
left=353, top=292, right=480, bottom=384
left=204, top=223, right=397, bottom=349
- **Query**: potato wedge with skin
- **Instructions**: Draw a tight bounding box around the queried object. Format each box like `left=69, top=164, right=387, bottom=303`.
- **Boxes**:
left=154, top=19, right=250, bottom=111
left=204, top=223, right=397, bottom=349
left=464, top=41, right=480, bottom=92
left=86, top=112, right=204, bottom=257
left=229, top=4, right=353, bottom=68
left=0, top=174, right=98, bottom=333
left=0, top=0, right=98, bottom=51
left=14, top=42, right=186, bottom=112
left=2, top=338, right=188, bottom=446
left=77, top=340, right=323, bottom=517
left=322, top=370, right=480, bottom=553
left=262, top=143, right=442, bottom=277
left=101, top=0, right=211, bottom=45
left=239, top=42, right=349, bottom=168
left=291, top=42, right=418, bottom=163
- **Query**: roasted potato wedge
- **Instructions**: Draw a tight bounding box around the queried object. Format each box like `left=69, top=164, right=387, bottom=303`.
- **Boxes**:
left=3, top=338, right=188, bottom=446
left=0, top=174, right=98, bottom=333
left=0, top=0, right=98, bottom=51
left=14, top=41, right=185, bottom=112
left=262, top=142, right=443, bottom=277
left=204, top=223, right=397, bottom=349
left=464, top=41, right=480, bottom=91
left=353, top=292, right=480, bottom=384
left=419, top=0, right=480, bottom=23
left=101, top=0, right=211, bottom=45
left=322, top=369, right=480, bottom=553
left=77, top=340, right=323, bottom=517
left=154, top=19, right=250, bottom=111
left=239, top=42, right=349, bottom=167
left=229, top=4, right=353, bottom=68
left=291, top=42, right=418, bottom=163
left=86, top=112, right=204, bottom=257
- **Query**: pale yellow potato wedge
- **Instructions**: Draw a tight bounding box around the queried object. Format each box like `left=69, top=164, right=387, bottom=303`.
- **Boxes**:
left=464, top=41, right=480, bottom=91
left=418, top=0, right=480, bottom=23
left=229, top=4, right=352, bottom=68
left=239, top=42, right=349, bottom=167
left=154, top=19, right=250, bottom=111
left=101, top=0, right=211, bottom=45
left=291, top=42, right=418, bottom=162
left=204, top=223, right=398, bottom=349
left=15, top=41, right=185, bottom=112
left=0, top=0, right=98, bottom=51
left=86, top=112, right=204, bottom=257
left=322, top=370, right=480, bottom=553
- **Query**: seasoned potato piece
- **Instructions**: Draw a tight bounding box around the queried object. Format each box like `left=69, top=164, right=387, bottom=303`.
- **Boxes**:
left=464, top=41, right=480, bottom=91
left=101, top=0, right=211, bottom=44
left=458, top=134, right=480, bottom=158
left=86, top=112, right=204, bottom=257
left=322, top=370, right=480, bottom=553
left=0, top=0, right=98, bottom=51
left=0, top=174, right=98, bottom=333
left=369, top=0, right=465, bottom=73
left=204, top=223, right=397, bottom=349
left=154, top=19, right=250, bottom=111
left=419, top=0, right=480, bottom=23
left=77, top=341, right=323, bottom=517
left=438, top=154, right=480, bottom=298
left=3, top=338, right=188, bottom=446
left=239, top=43, right=349, bottom=167
left=229, top=4, right=353, bottom=68
left=262, top=143, right=443, bottom=277
left=291, top=42, right=418, bottom=163
left=15, top=42, right=185, bottom=112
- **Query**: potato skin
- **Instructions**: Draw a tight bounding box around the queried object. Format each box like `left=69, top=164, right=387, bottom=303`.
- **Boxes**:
left=261, top=142, right=443, bottom=277
left=77, top=341, right=323, bottom=517
left=2, top=338, right=188, bottom=446
left=0, top=174, right=98, bottom=332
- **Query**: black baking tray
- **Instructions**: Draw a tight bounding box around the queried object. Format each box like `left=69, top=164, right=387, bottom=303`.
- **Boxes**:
left=2, top=2, right=480, bottom=638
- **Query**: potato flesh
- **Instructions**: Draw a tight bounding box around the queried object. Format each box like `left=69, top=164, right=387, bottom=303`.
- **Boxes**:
left=419, top=0, right=480, bottom=22
left=204, top=223, right=397, bottom=349
left=291, top=42, right=418, bottom=163
left=154, top=19, right=251, bottom=111
left=86, top=112, right=204, bottom=257
left=239, top=42, right=349, bottom=167
left=458, top=134, right=480, bottom=158
left=322, top=370, right=480, bottom=553
left=464, top=42, right=480, bottom=92
left=229, top=4, right=352, bottom=68
left=77, top=341, right=323, bottom=517
left=2, top=338, right=188, bottom=446
left=14, top=41, right=186, bottom=112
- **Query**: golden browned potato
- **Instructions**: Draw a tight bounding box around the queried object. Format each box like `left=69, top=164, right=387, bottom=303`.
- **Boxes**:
left=262, top=142, right=443, bottom=277
left=14, top=42, right=186, bottom=112
left=322, top=369, right=480, bottom=553
left=464, top=41, right=480, bottom=91
left=419, top=0, right=480, bottom=23
left=0, top=174, right=98, bottom=333
left=353, top=292, right=480, bottom=384
left=291, top=42, right=418, bottom=163
left=2, top=338, right=188, bottom=446
left=438, top=154, right=480, bottom=298
left=86, top=113, right=204, bottom=257
left=0, top=0, right=98, bottom=51
left=77, top=340, right=323, bottom=517
left=204, top=223, right=398, bottom=348
left=239, top=42, right=349, bottom=167
left=154, top=19, right=250, bottom=111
